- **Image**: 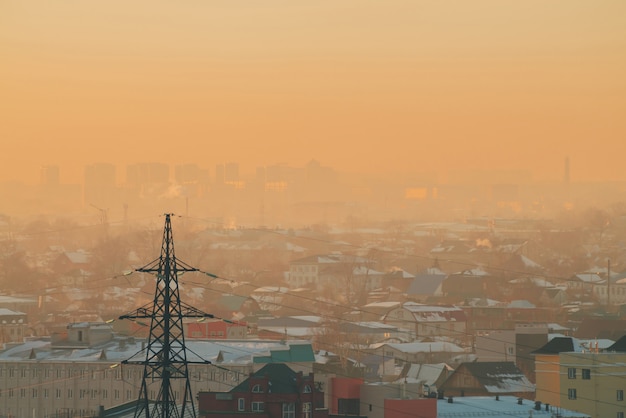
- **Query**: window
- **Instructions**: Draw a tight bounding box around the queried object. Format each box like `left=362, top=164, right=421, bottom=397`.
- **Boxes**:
left=303, top=402, right=312, bottom=418
left=618, top=412, right=624, bottom=418
left=568, top=368, right=576, bottom=379
left=282, top=403, right=295, bottom=418
left=582, top=369, right=591, bottom=380
left=618, top=390, right=624, bottom=401
left=338, top=399, right=360, bottom=415
left=238, top=398, right=245, bottom=411
left=252, top=402, right=264, bottom=412
left=303, top=385, right=312, bottom=393
left=252, top=384, right=263, bottom=393
left=568, top=388, right=577, bottom=400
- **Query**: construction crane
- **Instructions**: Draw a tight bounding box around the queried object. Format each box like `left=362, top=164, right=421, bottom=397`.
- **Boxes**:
left=119, top=213, right=214, bottom=418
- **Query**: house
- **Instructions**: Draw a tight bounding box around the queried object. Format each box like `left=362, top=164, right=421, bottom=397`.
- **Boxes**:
left=185, top=318, right=248, bottom=340
left=394, top=362, right=453, bottom=396
left=0, top=308, right=28, bottom=343
left=382, top=302, right=468, bottom=344
left=256, top=315, right=322, bottom=340
left=405, top=268, right=446, bottom=302
left=208, top=294, right=262, bottom=321
left=197, top=363, right=328, bottom=418
left=286, top=254, right=385, bottom=296
left=53, top=249, right=93, bottom=286
left=336, top=321, right=401, bottom=345
left=366, top=341, right=466, bottom=374
left=438, top=361, right=535, bottom=399
left=565, top=272, right=604, bottom=296
left=441, top=268, right=500, bottom=301
left=462, top=302, right=557, bottom=334
left=345, top=301, right=401, bottom=322
left=428, top=240, right=490, bottom=273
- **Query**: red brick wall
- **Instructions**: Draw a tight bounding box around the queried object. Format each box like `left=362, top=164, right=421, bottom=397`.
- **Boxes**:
left=384, top=398, right=437, bottom=418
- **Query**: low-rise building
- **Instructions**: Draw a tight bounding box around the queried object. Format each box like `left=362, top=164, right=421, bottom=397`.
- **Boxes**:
left=0, top=322, right=316, bottom=418
left=198, top=363, right=327, bottom=418
left=535, top=335, right=626, bottom=417
left=382, top=302, right=468, bottom=344
left=438, top=361, right=535, bottom=399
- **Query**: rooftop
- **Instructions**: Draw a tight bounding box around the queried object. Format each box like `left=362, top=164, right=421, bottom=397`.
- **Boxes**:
left=437, top=396, right=590, bottom=417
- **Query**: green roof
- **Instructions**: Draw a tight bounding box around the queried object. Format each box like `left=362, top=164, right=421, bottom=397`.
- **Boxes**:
left=231, top=363, right=301, bottom=394
left=253, top=343, right=315, bottom=364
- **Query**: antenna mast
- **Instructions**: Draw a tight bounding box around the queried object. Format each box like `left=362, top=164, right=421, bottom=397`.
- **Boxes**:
left=120, top=213, right=213, bottom=418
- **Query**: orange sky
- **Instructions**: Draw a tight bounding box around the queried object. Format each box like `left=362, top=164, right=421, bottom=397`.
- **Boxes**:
left=1, top=0, right=625, bottom=185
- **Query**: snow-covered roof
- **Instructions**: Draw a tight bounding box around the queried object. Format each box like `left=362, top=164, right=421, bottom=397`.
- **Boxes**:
left=0, top=308, right=26, bottom=316
left=398, top=362, right=451, bottom=386
left=0, top=337, right=314, bottom=365
left=362, top=301, right=402, bottom=309
left=437, top=396, right=590, bottom=417
left=370, top=341, right=465, bottom=353
left=507, top=300, right=536, bottom=309
left=571, top=273, right=604, bottom=283
left=394, top=302, right=466, bottom=322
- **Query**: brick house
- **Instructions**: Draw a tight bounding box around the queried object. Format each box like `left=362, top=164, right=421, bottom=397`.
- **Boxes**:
left=198, top=363, right=328, bottom=418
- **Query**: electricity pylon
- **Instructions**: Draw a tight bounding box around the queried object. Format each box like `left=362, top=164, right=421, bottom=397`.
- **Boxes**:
left=120, top=213, right=213, bottom=418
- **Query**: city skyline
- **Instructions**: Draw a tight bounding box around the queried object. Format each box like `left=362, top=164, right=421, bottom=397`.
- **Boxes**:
left=0, top=157, right=605, bottom=188
left=2, top=1, right=626, bottom=186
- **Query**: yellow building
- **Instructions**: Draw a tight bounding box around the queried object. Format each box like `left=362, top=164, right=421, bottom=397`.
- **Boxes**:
left=559, top=351, right=626, bottom=418
left=534, top=336, right=626, bottom=418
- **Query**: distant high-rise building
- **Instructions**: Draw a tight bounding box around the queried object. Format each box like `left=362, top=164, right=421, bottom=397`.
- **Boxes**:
left=84, top=163, right=116, bottom=207
left=564, top=157, right=570, bottom=185
left=225, top=162, right=239, bottom=183
left=175, top=164, right=200, bottom=183
left=40, top=165, right=60, bottom=186
left=126, top=163, right=169, bottom=186
left=215, top=162, right=239, bottom=184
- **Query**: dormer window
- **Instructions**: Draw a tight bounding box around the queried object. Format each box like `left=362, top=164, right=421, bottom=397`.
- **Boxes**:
left=303, top=385, right=312, bottom=393
left=252, top=384, right=263, bottom=393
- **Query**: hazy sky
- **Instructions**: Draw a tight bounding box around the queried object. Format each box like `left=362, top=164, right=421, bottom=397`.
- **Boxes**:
left=1, top=1, right=625, bottom=185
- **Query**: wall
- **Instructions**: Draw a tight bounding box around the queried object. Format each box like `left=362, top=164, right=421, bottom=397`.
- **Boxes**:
left=384, top=398, right=436, bottom=418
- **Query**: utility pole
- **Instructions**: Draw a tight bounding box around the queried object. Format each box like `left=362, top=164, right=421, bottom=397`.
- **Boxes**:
left=120, top=213, right=214, bottom=418
left=606, top=258, right=611, bottom=312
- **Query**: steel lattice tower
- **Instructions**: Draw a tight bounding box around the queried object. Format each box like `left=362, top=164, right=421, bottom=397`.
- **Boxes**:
left=120, top=214, right=213, bottom=418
